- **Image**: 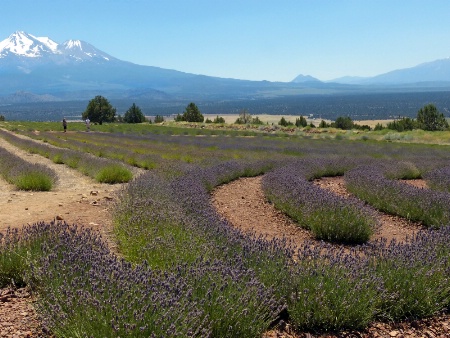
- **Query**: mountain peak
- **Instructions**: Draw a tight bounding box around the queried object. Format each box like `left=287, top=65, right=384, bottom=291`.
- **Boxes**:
left=63, top=40, right=83, bottom=50
left=0, top=31, right=59, bottom=58
left=60, top=39, right=114, bottom=61
left=291, top=74, right=321, bottom=83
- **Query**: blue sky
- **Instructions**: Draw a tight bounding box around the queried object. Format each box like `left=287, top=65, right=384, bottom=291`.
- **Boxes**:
left=2, top=0, right=450, bottom=82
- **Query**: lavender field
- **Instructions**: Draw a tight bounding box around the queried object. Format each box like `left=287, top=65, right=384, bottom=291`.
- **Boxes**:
left=1, top=122, right=450, bottom=337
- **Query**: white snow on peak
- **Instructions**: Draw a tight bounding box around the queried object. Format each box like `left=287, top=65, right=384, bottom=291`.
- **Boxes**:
left=35, top=36, right=59, bottom=52
left=0, top=31, right=60, bottom=57
left=0, top=31, right=113, bottom=62
left=64, top=40, right=83, bottom=50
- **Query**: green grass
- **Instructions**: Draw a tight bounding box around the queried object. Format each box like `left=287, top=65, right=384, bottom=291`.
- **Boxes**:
left=95, top=164, right=133, bottom=184
left=14, top=172, right=53, bottom=191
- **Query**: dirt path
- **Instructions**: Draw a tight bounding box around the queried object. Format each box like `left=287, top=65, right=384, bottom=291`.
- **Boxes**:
left=0, top=132, right=142, bottom=337
left=0, top=132, right=143, bottom=249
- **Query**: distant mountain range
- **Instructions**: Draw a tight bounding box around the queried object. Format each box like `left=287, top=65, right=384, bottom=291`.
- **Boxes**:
left=1, top=31, right=450, bottom=104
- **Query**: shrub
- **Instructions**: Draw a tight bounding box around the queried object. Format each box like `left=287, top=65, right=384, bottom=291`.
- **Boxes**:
left=262, top=160, right=375, bottom=244
left=95, top=164, right=133, bottom=183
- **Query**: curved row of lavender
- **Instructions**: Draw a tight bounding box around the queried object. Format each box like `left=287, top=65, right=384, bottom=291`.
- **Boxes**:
left=345, top=162, right=450, bottom=227
left=1, top=128, right=450, bottom=336
left=262, top=158, right=376, bottom=244
left=0, top=145, right=56, bottom=190
left=0, top=129, right=132, bottom=183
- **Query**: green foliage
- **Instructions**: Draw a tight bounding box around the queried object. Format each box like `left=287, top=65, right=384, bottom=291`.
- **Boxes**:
left=333, top=116, right=354, bottom=130
left=387, top=117, right=416, bottom=132
left=213, top=115, right=225, bottom=123
left=278, top=117, right=294, bottom=127
left=374, top=122, right=384, bottom=131
left=81, top=95, right=116, bottom=125
left=416, top=103, right=449, bottom=131
left=0, top=115, right=5, bottom=121
left=175, top=102, right=204, bottom=122
left=153, top=115, right=165, bottom=123
left=95, top=165, right=133, bottom=184
left=123, top=103, right=145, bottom=123
left=15, top=172, right=53, bottom=191
left=318, top=119, right=330, bottom=128
left=295, top=116, right=308, bottom=127
left=205, top=118, right=213, bottom=123
left=234, top=109, right=252, bottom=124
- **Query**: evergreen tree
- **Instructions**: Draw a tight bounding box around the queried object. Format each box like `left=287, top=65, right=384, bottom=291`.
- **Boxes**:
left=334, top=116, right=354, bottom=130
left=82, top=95, right=116, bottom=125
left=295, top=116, right=307, bottom=127
left=416, top=104, right=449, bottom=131
left=177, top=102, right=204, bottom=122
left=123, top=103, right=146, bottom=123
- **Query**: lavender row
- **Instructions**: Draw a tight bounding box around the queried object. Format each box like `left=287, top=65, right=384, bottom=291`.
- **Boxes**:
left=424, top=165, right=450, bottom=192
left=18, top=128, right=450, bottom=169
left=0, top=145, right=56, bottom=191
left=290, top=226, right=450, bottom=330
left=262, top=159, right=376, bottom=244
left=2, top=160, right=450, bottom=335
left=345, top=162, right=450, bottom=227
left=0, top=129, right=132, bottom=184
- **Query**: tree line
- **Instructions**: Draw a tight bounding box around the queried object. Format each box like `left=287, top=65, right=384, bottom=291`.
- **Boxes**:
left=80, top=96, right=449, bottom=132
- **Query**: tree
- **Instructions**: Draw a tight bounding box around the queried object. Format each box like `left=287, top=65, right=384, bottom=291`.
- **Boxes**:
left=123, top=103, right=146, bottom=123
left=235, top=109, right=252, bottom=124
left=387, top=117, right=416, bottom=132
left=278, top=117, right=293, bottom=127
left=318, top=120, right=330, bottom=128
left=154, top=115, right=165, bottom=123
left=213, top=115, right=225, bottom=123
left=295, top=116, right=307, bottom=127
left=82, top=95, right=116, bottom=125
left=175, top=102, right=204, bottom=122
left=334, top=116, right=354, bottom=130
left=0, top=115, right=5, bottom=121
left=416, top=104, right=449, bottom=131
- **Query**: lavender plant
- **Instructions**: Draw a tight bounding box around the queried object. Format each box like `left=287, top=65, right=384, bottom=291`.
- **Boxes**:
left=345, top=163, right=450, bottom=227
left=0, top=146, right=56, bottom=191
left=262, top=160, right=375, bottom=244
left=424, top=165, right=450, bottom=192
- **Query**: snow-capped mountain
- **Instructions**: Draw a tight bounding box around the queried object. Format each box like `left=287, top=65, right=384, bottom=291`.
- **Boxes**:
left=0, top=31, right=115, bottom=64
left=1, top=31, right=450, bottom=104
left=0, top=31, right=58, bottom=58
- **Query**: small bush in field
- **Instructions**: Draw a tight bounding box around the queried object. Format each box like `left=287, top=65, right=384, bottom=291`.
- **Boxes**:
left=95, top=164, right=132, bottom=183
left=15, top=172, right=53, bottom=191
left=0, top=146, right=56, bottom=191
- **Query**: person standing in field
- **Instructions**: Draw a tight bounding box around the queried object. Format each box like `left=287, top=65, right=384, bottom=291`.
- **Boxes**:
left=85, top=118, right=90, bottom=132
left=62, top=118, right=67, bottom=132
